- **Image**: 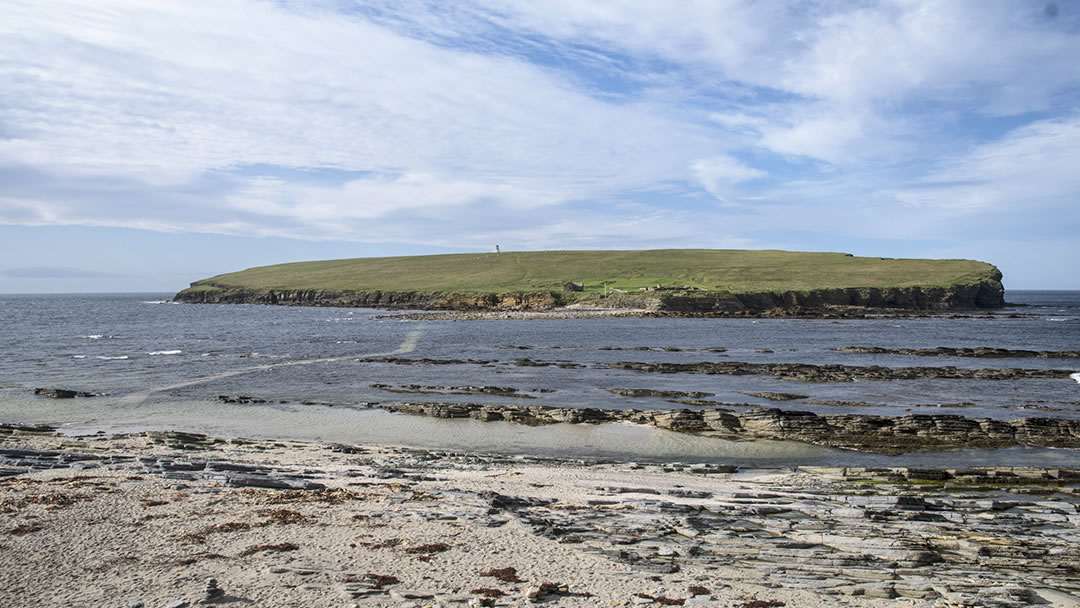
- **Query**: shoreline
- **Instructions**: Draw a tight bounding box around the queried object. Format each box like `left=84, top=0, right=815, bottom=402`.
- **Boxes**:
left=23, top=385, right=1080, bottom=455
left=3, top=426, right=1079, bottom=607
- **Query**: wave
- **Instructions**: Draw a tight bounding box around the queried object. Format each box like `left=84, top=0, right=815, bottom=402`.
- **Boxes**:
left=1072, top=373, right=1080, bottom=385
left=97, top=355, right=129, bottom=360
left=142, top=300, right=178, bottom=304
left=147, top=350, right=182, bottom=356
left=72, top=355, right=86, bottom=359
left=82, top=335, right=103, bottom=340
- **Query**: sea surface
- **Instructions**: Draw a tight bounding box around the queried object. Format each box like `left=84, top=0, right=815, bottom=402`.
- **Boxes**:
left=1, top=291, right=1078, bottom=467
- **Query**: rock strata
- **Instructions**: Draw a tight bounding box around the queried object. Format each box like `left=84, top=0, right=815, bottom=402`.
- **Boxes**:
left=175, top=287, right=562, bottom=311
left=656, top=280, right=1005, bottom=312
left=833, top=346, right=1080, bottom=358
left=606, top=388, right=714, bottom=399
left=359, top=355, right=1075, bottom=382
left=745, top=392, right=809, bottom=401
left=606, top=360, right=1074, bottom=382
left=378, top=402, right=1080, bottom=454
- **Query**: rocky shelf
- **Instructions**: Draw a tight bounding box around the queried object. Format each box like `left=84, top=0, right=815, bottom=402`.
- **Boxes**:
left=361, top=355, right=1074, bottom=382
left=605, top=360, right=1075, bottom=382
left=377, top=402, right=1080, bottom=455
left=832, top=346, right=1080, bottom=359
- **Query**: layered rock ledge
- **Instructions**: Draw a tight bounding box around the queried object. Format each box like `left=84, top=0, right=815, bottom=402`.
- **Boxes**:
left=604, top=360, right=1074, bottom=382
left=365, top=355, right=1075, bottom=382
left=832, top=346, right=1080, bottom=358
left=378, top=402, right=1080, bottom=454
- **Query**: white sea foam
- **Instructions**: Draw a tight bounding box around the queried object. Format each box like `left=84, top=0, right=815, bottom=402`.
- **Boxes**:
left=97, top=355, right=129, bottom=360
left=1072, top=372, right=1080, bottom=385
left=82, top=335, right=103, bottom=340
left=72, top=355, right=86, bottom=359
left=141, top=300, right=177, bottom=304
left=147, top=350, right=182, bottom=356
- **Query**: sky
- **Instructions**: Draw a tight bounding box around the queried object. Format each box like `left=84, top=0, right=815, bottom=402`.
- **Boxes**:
left=1, top=0, right=1078, bottom=293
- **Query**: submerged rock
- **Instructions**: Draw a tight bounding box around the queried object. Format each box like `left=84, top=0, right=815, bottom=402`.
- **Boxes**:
left=832, top=345, right=1080, bottom=359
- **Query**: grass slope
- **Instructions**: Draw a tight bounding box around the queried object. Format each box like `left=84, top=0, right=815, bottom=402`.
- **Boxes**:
left=182, top=249, right=999, bottom=297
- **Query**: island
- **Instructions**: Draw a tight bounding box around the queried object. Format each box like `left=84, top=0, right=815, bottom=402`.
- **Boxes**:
left=174, top=249, right=1005, bottom=314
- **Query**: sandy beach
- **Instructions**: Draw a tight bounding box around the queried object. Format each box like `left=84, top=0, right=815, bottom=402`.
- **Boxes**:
left=3, top=425, right=1079, bottom=608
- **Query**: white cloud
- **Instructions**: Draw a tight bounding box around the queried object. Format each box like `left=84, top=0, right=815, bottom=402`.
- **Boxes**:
left=894, top=115, right=1080, bottom=211
left=690, top=156, right=766, bottom=203
left=0, top=0, right=712, bottom=186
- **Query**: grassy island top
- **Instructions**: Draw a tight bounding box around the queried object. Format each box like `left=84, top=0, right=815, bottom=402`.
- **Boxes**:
left=182, top=249, right=1000, bottom=296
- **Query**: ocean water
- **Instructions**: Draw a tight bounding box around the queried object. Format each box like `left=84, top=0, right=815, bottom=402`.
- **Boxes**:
left=1, top=291, right=1078, bottom=466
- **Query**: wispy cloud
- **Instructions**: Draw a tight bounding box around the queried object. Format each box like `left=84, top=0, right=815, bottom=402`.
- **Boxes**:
left=691, top=156, right=766, bottom=203
left=893, top=115, right=1080, bottom=211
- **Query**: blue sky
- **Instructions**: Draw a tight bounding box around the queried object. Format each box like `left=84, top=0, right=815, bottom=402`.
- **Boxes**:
left=1, top=0, right=1078, bottom=293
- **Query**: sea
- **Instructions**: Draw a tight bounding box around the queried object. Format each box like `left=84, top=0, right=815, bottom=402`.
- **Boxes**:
left=1, top=291, right=1078, bottom=467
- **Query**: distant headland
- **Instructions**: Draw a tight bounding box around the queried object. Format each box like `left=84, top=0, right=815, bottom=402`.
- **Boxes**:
left=173, top=249, right=1005, bottom=315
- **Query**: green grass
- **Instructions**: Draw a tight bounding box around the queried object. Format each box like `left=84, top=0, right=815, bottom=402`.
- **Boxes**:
left=180, top=249, right=999, bottom=297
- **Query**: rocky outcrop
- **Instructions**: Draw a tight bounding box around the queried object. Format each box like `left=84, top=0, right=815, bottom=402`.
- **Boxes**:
left=174, top=286, right=562, bottom=311
left=174, top=273, right=1006, bottom=313
left=360, top=354, right=1073, bottom=381
left=659, top=280, right=1005, bottom=313
left=833, top=346, right=1080, bottom=358
left=380, top=402, right=1080, bottom=454
left=605, top=360, right=1073, bottom=382
left=33, top=388, right=96, bottom=399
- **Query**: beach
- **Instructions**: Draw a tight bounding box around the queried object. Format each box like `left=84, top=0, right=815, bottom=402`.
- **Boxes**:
left=3, top=425, right=1079, bottom=608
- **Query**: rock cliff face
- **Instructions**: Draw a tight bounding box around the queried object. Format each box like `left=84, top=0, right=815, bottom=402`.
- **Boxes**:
left=174, top=269, right=1004, bottom=312
left=174, top=286, right=563, bottom=311
left=659, top=280, right=1005, bottom=313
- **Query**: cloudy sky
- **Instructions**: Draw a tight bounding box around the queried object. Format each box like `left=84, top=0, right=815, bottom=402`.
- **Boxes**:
left=2, top=0, right=1078, bottom=293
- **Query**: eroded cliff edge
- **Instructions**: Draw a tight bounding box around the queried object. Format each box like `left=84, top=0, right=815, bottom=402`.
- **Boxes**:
left=173, top=278, right=1005, bottom=313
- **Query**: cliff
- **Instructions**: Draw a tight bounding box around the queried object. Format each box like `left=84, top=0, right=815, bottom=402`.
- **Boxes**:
left=174, top=281, right=1004, bottom=313
left=175, top=287, right=563, bottom=311
left=658, top=282, right=1005, bottom=313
